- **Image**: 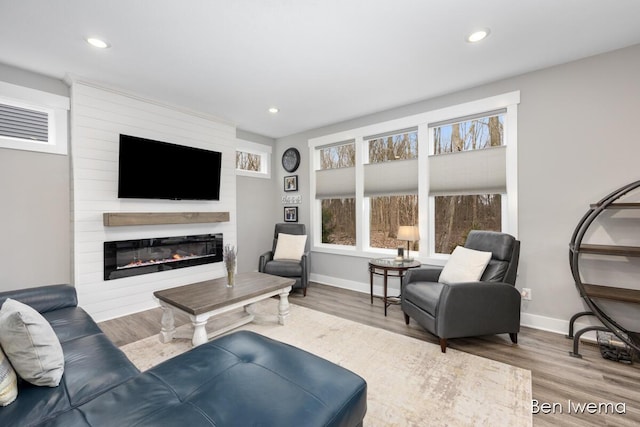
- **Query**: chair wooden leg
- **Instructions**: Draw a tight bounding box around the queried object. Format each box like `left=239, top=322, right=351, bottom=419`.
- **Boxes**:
left=403, top=313, right=410, bottom=325
left=303, top=287, right=307, bottom=297
left=509, top=333, right=518, bottom=344
left=439, top=338, right=447, bottom=353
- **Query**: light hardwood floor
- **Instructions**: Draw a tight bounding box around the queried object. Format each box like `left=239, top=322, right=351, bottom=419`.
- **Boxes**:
left=99, top=282, right=640, bottom=427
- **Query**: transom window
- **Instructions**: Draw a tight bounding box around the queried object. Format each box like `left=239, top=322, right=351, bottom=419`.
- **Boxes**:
left=0, top=81, right=69, bottom=155
left=235, top=140, right=271, bottom=178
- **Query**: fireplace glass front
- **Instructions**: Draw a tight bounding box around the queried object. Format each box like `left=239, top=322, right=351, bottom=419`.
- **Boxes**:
left=104, top=233, right=223, bottom=280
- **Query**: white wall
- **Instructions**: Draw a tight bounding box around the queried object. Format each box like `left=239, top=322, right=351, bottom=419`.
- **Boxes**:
left=277, top=43, right=640, bottom=335
left=70, top=80, right=237, bottom=321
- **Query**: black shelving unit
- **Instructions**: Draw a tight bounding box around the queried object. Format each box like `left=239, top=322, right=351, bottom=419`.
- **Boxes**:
left=567, top=180, right=640, bottom=358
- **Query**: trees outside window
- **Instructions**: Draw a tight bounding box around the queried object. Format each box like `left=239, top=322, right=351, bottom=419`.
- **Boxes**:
left=236, top=151, right=261, bottom=172
left=321, top=198, right=356, bottom=245
left=434, top=194, right=501, bottom=254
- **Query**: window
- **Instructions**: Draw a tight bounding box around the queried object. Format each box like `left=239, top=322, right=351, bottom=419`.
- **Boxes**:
left=430, top=112, right=506, bottom=254
left=367, top=129, right=419, bottom=250
left=309, top=91, right=519, bottom=261
left=235, top=140, right=271, bottom=178
left=316, top=142, right=356, bottom=246
left=0, top=81, right=69, bottom=155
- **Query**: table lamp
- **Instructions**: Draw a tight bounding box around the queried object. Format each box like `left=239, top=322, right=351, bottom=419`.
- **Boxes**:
left=397, top=225, right=419, bottom=261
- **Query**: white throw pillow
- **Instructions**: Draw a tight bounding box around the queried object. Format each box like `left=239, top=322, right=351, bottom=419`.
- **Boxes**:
left=0, top=346, right=18, bottom=406
left=273, top=233, right=307, bottom=261
left=439, top=246, right=492, bottom=284
left=0, top=298, right=64, bottom=387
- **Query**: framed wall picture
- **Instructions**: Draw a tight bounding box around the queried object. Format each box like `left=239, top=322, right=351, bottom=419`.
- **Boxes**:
left=284, top=206, right=298, bottom=222
left=284, top=175, right=298, bottom=192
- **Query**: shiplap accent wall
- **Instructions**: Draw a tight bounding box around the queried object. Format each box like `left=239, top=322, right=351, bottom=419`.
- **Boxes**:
left=69, top=81, right=236, bottom=322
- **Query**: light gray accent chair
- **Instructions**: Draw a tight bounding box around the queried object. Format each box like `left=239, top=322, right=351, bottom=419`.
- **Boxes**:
left=259, top=223, right=310, bottom=296
left=401, top=230, right=521, bottom=353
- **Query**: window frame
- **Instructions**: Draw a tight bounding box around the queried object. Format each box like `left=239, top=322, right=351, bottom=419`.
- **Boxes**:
left=235, top=139, right=272, bottom=179
left=0, top=81, right=69, bottom=155
left=309, top=91, right=519, bottom=263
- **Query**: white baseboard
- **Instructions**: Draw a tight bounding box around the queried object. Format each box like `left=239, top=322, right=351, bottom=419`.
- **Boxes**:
left=311, top=273, right=402, bottom=300
left=520, top=312, right=600, bottom=343
left=311, top=273, right=601, bottom=341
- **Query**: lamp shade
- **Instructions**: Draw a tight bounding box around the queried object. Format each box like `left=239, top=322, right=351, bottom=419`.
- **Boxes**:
left=397, top=225, right=420, bottom=242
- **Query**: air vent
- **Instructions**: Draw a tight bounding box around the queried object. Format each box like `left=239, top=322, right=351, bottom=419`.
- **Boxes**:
left=0, top=103, right=48, bottom=142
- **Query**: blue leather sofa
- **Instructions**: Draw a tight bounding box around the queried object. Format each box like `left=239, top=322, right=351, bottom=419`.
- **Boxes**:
left=0, top=285, right=367, bottom=426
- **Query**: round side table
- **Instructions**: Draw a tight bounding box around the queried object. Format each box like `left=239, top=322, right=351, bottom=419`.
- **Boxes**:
left=368, top=258, right=421, bottom=316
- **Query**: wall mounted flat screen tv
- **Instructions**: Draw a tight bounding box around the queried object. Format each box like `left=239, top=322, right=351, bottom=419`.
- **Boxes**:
left=118, top=134, right=222, bottom=200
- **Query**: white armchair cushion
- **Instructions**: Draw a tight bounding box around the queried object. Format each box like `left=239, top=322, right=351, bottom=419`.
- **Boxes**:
left=439, top=246, right=492, bottom=284
left=273, top=233, right=307, bottom=261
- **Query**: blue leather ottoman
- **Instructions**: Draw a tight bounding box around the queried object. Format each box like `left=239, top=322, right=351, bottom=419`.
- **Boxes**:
left=74, top=330, right=368, bottom=426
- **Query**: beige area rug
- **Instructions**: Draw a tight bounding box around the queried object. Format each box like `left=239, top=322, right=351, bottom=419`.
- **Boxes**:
left=120, top=300, right=532, bottom=427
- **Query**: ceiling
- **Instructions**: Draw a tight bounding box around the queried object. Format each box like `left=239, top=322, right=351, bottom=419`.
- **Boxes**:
left=1, top=1, right=640, bottom=139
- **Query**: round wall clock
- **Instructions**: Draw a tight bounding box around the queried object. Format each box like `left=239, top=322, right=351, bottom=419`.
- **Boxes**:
left=282, top=147, right=300, bottom=172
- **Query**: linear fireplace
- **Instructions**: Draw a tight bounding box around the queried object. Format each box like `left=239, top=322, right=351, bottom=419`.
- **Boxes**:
left=104, top=233, right=223, bottom=280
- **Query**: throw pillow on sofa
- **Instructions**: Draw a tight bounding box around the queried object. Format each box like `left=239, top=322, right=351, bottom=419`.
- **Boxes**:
left=439, top=246, right=492, bottom=284
left=0, top=346, right=18, bottom=406
left=0, top=298, right=64, bottom=387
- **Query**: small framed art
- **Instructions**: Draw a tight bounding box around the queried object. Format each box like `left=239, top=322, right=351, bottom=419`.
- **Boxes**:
left=284, top=206, right=298, bottom=222
left=284, top=175, right=298, bottom=192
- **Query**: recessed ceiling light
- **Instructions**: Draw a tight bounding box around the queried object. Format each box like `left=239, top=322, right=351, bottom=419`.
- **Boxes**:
left=467, top=29, right=490, bottom=43
left=86, top=37, right=110, bottom=49
left=268, top=107, right=279, bottom=114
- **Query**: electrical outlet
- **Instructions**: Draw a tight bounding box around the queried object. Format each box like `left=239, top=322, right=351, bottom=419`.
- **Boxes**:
left=521, top=288, right=532, bottom=301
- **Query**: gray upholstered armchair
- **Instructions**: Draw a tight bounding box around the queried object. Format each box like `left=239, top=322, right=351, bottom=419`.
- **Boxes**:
left=401, top=230, right=521, bottom=353
left=259, top=223, right=310, bottom=296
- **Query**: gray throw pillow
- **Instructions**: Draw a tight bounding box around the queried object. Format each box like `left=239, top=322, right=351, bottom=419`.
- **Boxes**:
left=0, top=298, right=64, bottom=387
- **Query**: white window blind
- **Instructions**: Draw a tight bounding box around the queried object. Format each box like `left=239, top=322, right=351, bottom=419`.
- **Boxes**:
left=315, top=166, right=356, bottom=198
left=0, top=103, right=49, bottom=142
left=364, top=159, right=418, bottom=196
left=429, top=143, right=507, bottom=196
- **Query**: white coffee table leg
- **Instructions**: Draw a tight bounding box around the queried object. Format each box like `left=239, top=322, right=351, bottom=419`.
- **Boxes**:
left=159, top=301, right=175, bottom=343
left=278, top=287, right=291, bottom=325
left=190, top=314, right=209, bottom=347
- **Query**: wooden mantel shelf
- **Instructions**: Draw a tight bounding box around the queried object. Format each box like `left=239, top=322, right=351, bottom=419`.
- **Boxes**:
left=103, top=212, right=230, bottom=227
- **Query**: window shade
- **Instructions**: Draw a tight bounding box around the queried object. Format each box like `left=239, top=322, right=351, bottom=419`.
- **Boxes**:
left=364, top=158, right=418, bottom=196
left=315, top=167, right=356, bottom=199
left=429, top=146, right=506, bottom=196
left=0, top=103, right=48, bottom=142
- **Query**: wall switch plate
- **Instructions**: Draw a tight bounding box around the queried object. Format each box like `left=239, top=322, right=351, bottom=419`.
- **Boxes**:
left=521, top=288, right=532, bottom=300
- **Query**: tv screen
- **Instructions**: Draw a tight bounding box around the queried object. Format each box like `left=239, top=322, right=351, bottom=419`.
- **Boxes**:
left=118, top=134, right=222, bottom=200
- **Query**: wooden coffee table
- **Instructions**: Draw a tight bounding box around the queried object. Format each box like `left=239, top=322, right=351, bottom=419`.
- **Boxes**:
left=153, top=272, right=294, bottom=347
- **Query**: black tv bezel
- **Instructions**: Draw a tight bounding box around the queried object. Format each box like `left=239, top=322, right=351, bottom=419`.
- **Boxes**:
left=117, top=134, right=222, bottom=201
